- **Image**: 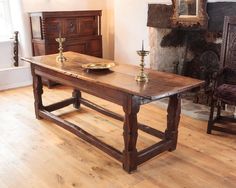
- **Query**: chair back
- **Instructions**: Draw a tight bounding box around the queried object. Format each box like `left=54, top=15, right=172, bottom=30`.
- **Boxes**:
left=220, top=16, right=236, bottom=85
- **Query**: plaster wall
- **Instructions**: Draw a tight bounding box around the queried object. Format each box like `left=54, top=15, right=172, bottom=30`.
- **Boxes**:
left=114, top=0, right=171, bottom=66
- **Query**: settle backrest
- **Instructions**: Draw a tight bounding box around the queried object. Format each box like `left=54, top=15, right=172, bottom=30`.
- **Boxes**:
left=220, top=16, right=236, bottom=85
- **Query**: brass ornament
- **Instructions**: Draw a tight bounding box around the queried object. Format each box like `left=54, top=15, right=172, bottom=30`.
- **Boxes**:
left=55, top=35, right=67, bottom=63
left=81, top=62, right=116, bottom=70
left=136, top=41, right=150, bottom=82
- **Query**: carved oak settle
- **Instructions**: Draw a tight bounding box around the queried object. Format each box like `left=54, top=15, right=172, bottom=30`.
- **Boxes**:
left=207, top=16, right=236, bottom=134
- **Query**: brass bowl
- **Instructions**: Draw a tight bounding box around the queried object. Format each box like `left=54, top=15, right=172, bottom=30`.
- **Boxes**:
left=81, top=62, right=115, bottom=70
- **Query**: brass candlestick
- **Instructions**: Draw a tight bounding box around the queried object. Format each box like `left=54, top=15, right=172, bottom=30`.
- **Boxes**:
left=55, top=37, right=67, bottom=63
left=136, top=49, right=150, bottom=82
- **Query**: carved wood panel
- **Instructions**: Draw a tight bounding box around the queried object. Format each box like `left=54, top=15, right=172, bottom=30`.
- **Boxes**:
left=220, top=16, right=236, bottom=85
left=227, top=27, right=236, bottom=69
left=78, top=17, right=97, bottom=36
left=65, top=42, right=86, bottom=54
left=64, top=19, right=77, bottom=36
left=223, top=21, right=236, bottom=70
left=45, top=18, right=62, bottom=37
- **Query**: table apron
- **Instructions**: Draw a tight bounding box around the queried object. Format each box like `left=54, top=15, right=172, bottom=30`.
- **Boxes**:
left=34, top=65, right=136, bottom=106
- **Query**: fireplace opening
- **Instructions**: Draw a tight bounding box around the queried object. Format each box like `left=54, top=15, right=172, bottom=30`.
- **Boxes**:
left=148, top=2, right=236, bottom=105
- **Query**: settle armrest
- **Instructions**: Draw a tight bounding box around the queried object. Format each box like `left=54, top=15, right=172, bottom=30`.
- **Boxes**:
left=211, top=67, right=236, bottom=91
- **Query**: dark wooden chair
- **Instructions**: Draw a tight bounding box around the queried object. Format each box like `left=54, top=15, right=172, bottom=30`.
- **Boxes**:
left=207, top=16, right=236, bottom=134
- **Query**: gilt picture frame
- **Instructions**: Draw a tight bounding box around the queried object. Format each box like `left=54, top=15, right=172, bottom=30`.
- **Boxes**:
left=171, top=0, right=208, bottom=29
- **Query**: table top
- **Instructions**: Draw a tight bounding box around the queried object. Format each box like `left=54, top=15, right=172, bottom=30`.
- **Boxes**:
left=22, top=51, right=204, bottom=100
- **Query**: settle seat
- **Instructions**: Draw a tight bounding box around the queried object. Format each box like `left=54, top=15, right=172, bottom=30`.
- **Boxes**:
left=215, top=84, right=236, bottom=105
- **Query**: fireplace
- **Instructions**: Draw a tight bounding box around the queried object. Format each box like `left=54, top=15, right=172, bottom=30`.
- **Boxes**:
left=147, top=2, right=236, bottom=104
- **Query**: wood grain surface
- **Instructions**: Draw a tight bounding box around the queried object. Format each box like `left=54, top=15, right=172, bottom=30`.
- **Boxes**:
left=0, top=86, right=235, bottom=188
left=22, top=51, right=204, bottom=100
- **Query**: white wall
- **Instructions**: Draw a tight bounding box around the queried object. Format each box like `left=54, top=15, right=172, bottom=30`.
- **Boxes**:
left=114, top=0, right=235, bottom=66
left=0, top=41, right=13, bottom=69
left=20, top=0, right=114, bottom=59
left=105, top=0, right=115, bottom=59
left=9, top=0, right=28, bottom=59
left=114, top=0, right=171, bottom=66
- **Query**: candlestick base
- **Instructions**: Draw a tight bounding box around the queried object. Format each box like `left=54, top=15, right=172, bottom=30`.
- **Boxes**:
left=135, top=73, right=148, bottom=82
left=56, top=55, right=67, bottom=63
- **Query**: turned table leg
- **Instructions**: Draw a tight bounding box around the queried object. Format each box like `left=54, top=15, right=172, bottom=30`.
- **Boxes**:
left=31, top=66, right=43, bottom=119
left=165, top=94, right=181, bottom=151
left=122, top=96, right=140, bottom=173
left=72, top=89, right=81, bottom=109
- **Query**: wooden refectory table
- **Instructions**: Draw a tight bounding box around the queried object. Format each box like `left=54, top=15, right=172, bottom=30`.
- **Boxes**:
left=22, top=52, right=204, bottom=173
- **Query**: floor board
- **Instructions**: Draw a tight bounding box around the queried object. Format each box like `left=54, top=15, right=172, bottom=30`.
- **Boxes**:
left=0, top=86, right=235, bottom=188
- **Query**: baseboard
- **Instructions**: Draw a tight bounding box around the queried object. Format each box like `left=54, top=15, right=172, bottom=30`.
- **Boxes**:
left=0, top=80, right=32, bottom=91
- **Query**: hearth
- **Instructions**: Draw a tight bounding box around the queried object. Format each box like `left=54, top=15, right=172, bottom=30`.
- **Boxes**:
left=147, top=2, right=236, bottom=105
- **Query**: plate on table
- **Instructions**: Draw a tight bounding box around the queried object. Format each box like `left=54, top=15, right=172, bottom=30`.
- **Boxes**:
left=81, top=62, right=115, bottom=70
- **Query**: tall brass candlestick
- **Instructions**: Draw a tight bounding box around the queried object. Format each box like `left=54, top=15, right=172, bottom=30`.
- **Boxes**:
left=55, top=35, right=67, bottom=63
left=136, top=42, right=149, bottom=82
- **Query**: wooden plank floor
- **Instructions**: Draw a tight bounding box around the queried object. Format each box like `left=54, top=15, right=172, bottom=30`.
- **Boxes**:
left=0, top=86, right=235, bottom=188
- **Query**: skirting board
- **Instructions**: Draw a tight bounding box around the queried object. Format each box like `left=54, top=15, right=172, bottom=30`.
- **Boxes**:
left=0, top=80, right=32, bottom=91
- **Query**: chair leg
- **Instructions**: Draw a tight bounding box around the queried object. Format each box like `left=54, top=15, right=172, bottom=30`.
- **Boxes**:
left=207, top=98, right=216, bottom=134
left=216, top=101, right=221, bottom=119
